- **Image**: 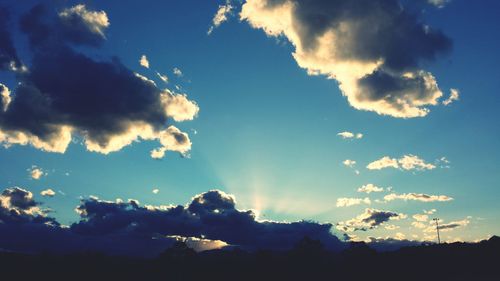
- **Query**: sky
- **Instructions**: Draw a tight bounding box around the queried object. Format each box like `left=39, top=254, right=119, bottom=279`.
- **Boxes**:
left=0, top=0, right=499, bottom=255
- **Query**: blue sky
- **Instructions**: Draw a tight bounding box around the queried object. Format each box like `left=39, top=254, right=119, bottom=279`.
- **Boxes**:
left=1, top=0, right=499, bottom=246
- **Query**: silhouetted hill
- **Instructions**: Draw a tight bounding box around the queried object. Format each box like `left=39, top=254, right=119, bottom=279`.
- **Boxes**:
left=1, top=236, right=499, bottom=280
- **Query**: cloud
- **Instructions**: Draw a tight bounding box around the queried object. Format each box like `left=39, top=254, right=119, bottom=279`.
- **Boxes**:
left=428, top=0, right=451, bottom=8
left=140, top=55, right=150, bottom=68
left=337, top=208, right=407, bottom=232
left=367, top=155, right=436, bottom=171
left=337, top=131, right=363, bottom=139
left=424, top=218, right=469, bottom=233
left=413, top=214, right=429, bottom=222
left=1, top=83, right=11, bottom=112
left=357, top=184, right=384, bottom=194
left=343, top=159, right=356, bottom=168
left=173, top=67, right=183, bottom=77
left=0, top=4, right=198, bottom=158
left=384, top=193, right=453, bottom=202
left=70, top=189, right=344, bottom=252
left=336, top=197, right=370, bottom=207
left=40, top=189, right=56, bottom=197
left=241, top=0, right=452, bottom=118
left=152, top=188, right=160, bottom=194
left=58, top=4, right=110, bottom=46
left=156, top=72, right=169, bottom=83
left=0, top=187, right=57, bottom=224
left=30, top=166, right=45, bottom=180
left=443, top=88, right=459, bottom=106
left=208, top=1, right=234, bottom=35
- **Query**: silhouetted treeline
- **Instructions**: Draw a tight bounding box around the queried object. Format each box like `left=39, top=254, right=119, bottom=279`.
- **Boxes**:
left=1, top=236, right=499, bottom=281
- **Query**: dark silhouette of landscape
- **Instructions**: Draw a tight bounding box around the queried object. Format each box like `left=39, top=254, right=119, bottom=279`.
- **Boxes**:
left=1, top=235, right=498, bottom=281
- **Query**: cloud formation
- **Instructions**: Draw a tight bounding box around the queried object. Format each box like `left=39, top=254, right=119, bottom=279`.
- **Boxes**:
left=336, top=197, right=370, bottom=207
left=72, top=189, right=343, bottom=252
left=29, top=166, right=45, bottom=180
left=0, top=4, right=198, bottom=158
left=443, top=88, right=459, bottom=106
left=337, top=208, right=407, bottom=232
left=367, top=155, right=436, bottom=171
left=343, top=159, right=356, bottom=168
left=40, top=188, right=56, bottom=197
left=384, top=193, right=453, bottom=202
left=337, top=131, right=363, bottom=140
left=140, top=55, right=150, bottom=68
left=241, top=0, right=452, bottom=118
left=208, top=1, right=234, bottom=35
left=0, top=187, right=347, bottom=256
left=428, top=0, right=451, bottom=8
left=0, top=187, right=56, bottom=224
left=357, top=184, right=384, bottom=194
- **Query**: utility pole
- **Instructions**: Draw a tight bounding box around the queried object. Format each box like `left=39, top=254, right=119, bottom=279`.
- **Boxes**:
left=433, top=218, right=441, bottom=244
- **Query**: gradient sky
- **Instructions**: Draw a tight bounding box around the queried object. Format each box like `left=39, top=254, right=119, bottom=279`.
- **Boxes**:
left=1, top=0, right=499, bottom=245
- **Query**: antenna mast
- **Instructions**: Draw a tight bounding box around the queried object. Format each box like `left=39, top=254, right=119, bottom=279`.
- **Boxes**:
left=433, top=218, right=441, bottom=244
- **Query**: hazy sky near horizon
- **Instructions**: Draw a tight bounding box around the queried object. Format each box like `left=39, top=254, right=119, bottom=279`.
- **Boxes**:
left=1, top=0, right=499, bottom=245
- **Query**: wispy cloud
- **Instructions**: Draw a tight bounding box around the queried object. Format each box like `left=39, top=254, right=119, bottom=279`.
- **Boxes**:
left=384, top=193, right=453, bottom=202
left=336, top=197, right=371, bottom=207
left=208, top=1, right=234, bottom=35
left=337, top=131, right=363, bottom=140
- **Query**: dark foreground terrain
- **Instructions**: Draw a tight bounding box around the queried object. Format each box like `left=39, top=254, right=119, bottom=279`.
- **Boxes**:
left=1, top=236, right=499, bottom=281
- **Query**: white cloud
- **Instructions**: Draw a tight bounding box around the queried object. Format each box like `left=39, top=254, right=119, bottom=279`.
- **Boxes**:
left=0, top=83, right=11, bottom=112
left=357, top=184, right=384, bottom=194
left=343, top=159, right=356, bottom=168
left=413, top=214, right=429, bottom=222
left=152, top=188, right=160, bottom=194
left=412, top=221, right=427, bottom=229
left=442, top=88, right=460, bottom=106
left=240, top=0, right=451, bottom=118
left=161, top=89, right=200, bottom=122
left=366, top=156, right=399, bottom=170
left=156, top=72, right=168, bottom=83
left=384, top=193, right=453, bottom=202
left=336, top=197, right=371, bottom=207
left=139, top=55, right=150, bottom=69
left=40, top=189, right=56, bottom=197
left=384, top=224, right=400, bottom=230
left=337, top=131, right=363, bottom=140
left=428, top=0, right=451, bottom=8
left=173, top=67, right=183, bottom=77
left=29, top=167, right=45, bottom=180
left=59, top=4, right=109, bottom=37
left=208, top=1, right=234, bottom=35
left=150, top=126, right=192, bottom=159
left=367, top=155, right=436, bottom=171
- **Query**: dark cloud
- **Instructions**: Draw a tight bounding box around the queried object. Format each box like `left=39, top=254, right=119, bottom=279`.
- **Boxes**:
left=0, top=187, right=345, bottom=256
left=241, top=0, right=453, bottom=117
left=0, top=187, right=57, bottom=225
left=337, top=208, right=407, bottom=232
left=72, top=190, right=344, bottom=252
left=0, top=7, right=21, bottom=71
left=0, top=3, right=198, bottom=157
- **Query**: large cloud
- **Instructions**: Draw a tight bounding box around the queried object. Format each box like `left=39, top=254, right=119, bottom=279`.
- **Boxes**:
left=240, top=0, right=452, bottom=118
left=0, top=4, right=198, bottom=158
left=0, top=187, right=346, bottom=256
left=72, top=189, right=344, bottom=251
